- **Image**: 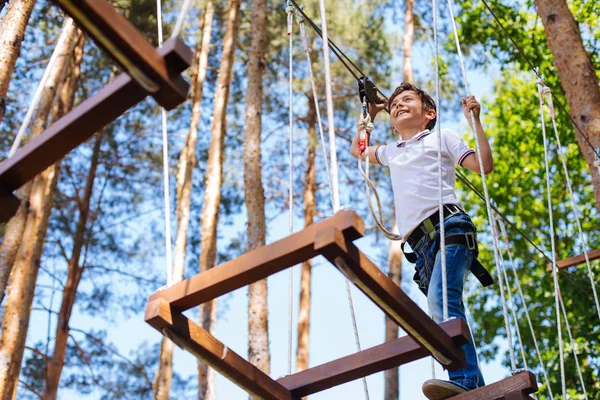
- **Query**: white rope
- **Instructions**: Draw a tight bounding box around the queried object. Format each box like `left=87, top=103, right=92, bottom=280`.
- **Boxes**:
left=9, top=18, right=75, bottom=157
left=445, top=0, right=516, bottom=371
left=157, top=0, right=173, bottom=285
left=536, top=79, right=566, bottom=398
left=431, top=0, right=448, bottom=322
left=558, top=285, right=589, bottom=399
left=497, top=217, right=554, bottom=400
left=286, top=2, right=295, bottom=376
left=297, top=15, right=335, bottom=209
left=318, top=0, right=340, bottom=212
left=170, top=0, right=195, bottom=39
left=492, top=217, right=528, bottom=370
left=356, top=114, right=402, bottom=241
left=317, top=1, right=368, bottom=397
left=539, top=84, right=600, bottom=322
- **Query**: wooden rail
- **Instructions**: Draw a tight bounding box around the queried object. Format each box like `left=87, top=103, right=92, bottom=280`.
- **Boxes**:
left=448, top=371, right=537, bottom=400
left=549, top=248, right=600, bottom=270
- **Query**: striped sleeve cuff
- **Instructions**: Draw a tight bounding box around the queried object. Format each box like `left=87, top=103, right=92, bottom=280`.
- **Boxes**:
left=374, top=145, right=384, bottom=165
left=458, top=149, right=476, bottom=166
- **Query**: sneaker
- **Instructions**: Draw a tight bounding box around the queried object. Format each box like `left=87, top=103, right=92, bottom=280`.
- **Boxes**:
left=422, top=379, right=468, bottom=400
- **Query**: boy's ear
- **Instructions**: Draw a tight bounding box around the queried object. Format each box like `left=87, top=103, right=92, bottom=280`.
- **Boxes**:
left=425, top=108, right=436, bottom=122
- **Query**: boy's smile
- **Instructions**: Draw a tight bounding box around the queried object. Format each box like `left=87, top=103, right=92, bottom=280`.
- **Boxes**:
left=389, top=90, right=435, bottom=139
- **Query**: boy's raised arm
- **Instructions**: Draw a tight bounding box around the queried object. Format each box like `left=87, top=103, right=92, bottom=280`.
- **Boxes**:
left=460, top=96, right=494, bottom=174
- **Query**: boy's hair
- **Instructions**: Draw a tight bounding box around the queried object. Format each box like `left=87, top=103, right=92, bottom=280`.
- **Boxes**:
left=388, top=82, right=437, bottom=132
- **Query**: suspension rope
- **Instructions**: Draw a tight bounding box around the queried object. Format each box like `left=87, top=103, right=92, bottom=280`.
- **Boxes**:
left=431, top=0, right=449, bottom=321
left=170, top=0, right=195, bottom=39
left=497, top=217, right=554, bottom=399
left=446, top=0, right=516, bottom=370
left=538, top=83, right=600, bottom=322
left=478, top=0, right=599, bottom=160
left=286, top=2, right=295, bottom=376
left=557, top=285, right=589, bottom=399
left=9, top=18, right=75, bottom=158
left=536, top=79, right=566, bottom=398
left=316, top=1, right=368, bottom=397
left=297, top=13, right=335, bottom=209
left=493, top=217, right=528, bottom=370
left=156, top=0, right=174, bottom=286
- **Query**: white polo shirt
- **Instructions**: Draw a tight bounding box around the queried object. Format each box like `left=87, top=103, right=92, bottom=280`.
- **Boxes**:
left=374, top=129, right=475, bottom=240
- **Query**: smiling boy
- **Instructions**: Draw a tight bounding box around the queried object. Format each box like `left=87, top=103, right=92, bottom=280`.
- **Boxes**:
left=350, top=83, right=493, bottom=399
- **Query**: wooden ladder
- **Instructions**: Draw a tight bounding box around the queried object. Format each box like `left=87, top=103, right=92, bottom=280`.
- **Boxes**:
left=145, top=210, right=539, bottom=399
left=0, top=0, right=193, bottom=222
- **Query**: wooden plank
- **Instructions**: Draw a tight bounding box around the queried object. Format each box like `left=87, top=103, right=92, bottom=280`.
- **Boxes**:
left=548, top=249, right=600, bottom=270
left=448, top=371, right=537, bottom=400
left=277, top=319, right=470, bottom=398
left=52, top=0, right=192, bottom=109
left=0, top=38, right=190, bottom=202
left=0, top=192, right=20, bottom=222
left=145, top=298, right=294, bottom=400
left=314, top=226, right=466, bottom=370
left=148, top=210, right=364, bottom=311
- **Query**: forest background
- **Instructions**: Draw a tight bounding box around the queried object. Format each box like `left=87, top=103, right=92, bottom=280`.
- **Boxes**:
left=0, top=0, right=599, bottom=398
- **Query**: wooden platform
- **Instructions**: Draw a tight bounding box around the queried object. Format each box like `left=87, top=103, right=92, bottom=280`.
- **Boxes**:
left=448, top=371, right=538, bottom=400
left=146, top=210, right=473, bottom=398
left=0, top=0, right=192, bottom=223
left=548, top=248, right=600, bottom=270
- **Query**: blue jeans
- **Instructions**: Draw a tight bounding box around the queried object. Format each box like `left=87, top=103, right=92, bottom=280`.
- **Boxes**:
left=412, top=211, right=485, bottom=389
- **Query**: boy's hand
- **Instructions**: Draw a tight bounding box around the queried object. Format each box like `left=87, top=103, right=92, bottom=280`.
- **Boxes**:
left=368, top=94, right=388, bottom=120
left=462, top=95, right=481, bottom=121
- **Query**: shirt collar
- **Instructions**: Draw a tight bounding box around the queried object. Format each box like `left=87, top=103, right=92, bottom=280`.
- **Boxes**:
left=396, top=129, right=432, bottom=147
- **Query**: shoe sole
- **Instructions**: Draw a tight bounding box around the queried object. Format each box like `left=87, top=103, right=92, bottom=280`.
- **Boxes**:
left=422, top=379, right=467, bottom=400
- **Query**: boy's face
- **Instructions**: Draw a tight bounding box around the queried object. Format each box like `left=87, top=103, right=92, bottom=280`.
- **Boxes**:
left=389, top=90, right=436, bottom=133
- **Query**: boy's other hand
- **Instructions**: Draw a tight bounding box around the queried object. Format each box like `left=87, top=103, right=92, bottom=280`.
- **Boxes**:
left=462, top=95, right=481, bottom=120
left=368, top=94, right=388, bottom=120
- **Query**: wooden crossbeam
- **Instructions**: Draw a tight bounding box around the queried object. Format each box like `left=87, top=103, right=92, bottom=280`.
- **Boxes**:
left=314, top=226, right=466, bottom=370
left=548, top=248, right=600, bottom=270
left=148, top=210, right=364, bottom=311
left=145, top=298, right=294, bottom=400
left=276, top=319, right=470, bottom=398
left=0, top=38, right=191, bottom=222
left=448, top=371, right=537, bottom=400
left=53, top=0, right=189, bottom=109
left=0, top=192, right=20, bottom=223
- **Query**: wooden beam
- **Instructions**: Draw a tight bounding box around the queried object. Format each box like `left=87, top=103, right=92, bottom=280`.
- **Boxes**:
left=52, top=0, right=192, bottom=109
left=548, top=249, right=600, bottom=270
left=277, top=319, right=470, bottom=398
left=448, top=371, right=537, bottom=400
left=0, top=38, right=190, bottom=208
left=314, top=226, right=466, bottom=370
left=148, top=210, right=364, bottom=311
left=145, top=298, right=294, bottom=400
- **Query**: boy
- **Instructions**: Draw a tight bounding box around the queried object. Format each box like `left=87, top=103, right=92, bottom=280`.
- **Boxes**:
left=350, top=83, right=493, bottom=399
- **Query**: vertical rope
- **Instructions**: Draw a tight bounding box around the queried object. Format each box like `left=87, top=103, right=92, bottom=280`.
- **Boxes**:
left=445, top=0, right=515, bottom=371
left=9, top=18, right=75, bottom=157
left=156, top=0, right=173, bottom=286
left=497, top=218, right=554, bottom=399
left=170, top=0, right=195, bottom=39
left=317, top=1, right=367, bottom=397
left=286, top=2, right=295, bottom=375
left=540, top=86, right=600, bottom=322
left=558, top=286, right=589, bottom=399
left=493, top=217, right=527, bottom=370
left=298, top=17, right=335, bottom=210
left=430, top=0, right=448, bottom=322
left=536, top=79, right=566, bottom=398
left=318, top=0, right=340, bottom=212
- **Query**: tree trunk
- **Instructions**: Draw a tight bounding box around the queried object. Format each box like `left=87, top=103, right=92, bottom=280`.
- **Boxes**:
left=244, top=0, right=269, bottom=385
left=402, top=0, right=415, bottom=84
left=0, top=20, right=80, bottom=399
left=296, top=95, right=318, bottom=376
left=384, top=222, right=402, bottom=400
left=197, top=0, right=241, bottom=397
left=536, top=0, right=600, bottom=212
left=153, top=3, right=214, bottom=399
left=0, top=0, right=36, bottom=125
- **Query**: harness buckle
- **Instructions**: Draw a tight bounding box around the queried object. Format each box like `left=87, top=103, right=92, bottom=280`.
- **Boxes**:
left=445, top=204, right=461, bottom=216
left=465, top=232, right=477, bottom=251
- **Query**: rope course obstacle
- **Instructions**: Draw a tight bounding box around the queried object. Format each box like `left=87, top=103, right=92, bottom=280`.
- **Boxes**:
left=0, top=0, right=193, bottom=222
